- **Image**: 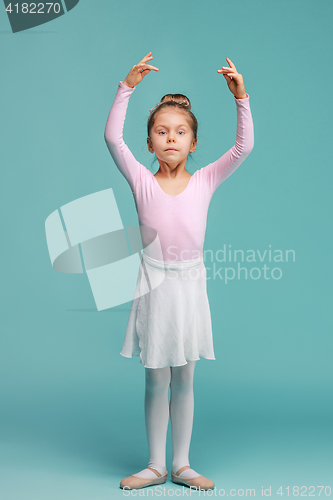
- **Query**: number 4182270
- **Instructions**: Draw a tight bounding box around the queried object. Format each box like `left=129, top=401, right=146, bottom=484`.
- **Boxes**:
left=6, top=3, right=62, bottom=14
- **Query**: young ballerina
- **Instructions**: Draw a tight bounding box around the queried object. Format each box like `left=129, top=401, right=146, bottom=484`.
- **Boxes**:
left=104, top=51, right=254, bottom=490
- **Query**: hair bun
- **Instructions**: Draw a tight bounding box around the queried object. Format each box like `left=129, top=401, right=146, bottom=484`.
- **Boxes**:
left=160, top=93, right=191, bottom=110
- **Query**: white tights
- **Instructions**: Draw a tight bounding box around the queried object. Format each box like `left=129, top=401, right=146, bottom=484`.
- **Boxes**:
left=133, top=361, right=201, bottom=480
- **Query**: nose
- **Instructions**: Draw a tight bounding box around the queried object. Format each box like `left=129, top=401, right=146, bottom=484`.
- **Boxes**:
left=167, top=135, right=175, bottom=143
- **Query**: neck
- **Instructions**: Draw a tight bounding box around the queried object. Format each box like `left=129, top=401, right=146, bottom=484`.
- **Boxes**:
left=155, top=158, right=190, bottom=179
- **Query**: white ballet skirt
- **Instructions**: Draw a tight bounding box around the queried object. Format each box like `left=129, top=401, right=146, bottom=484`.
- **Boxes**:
left=120, top=252, right=216, bottom=369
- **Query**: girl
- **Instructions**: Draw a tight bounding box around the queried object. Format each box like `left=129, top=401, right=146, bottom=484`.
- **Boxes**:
left=104, top=51, right=254, bottom=490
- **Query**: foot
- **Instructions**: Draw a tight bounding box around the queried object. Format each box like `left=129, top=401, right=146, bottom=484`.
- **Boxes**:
left=120, top=467, right=168, bottom=490
left=171, top=465, right=215, bottom=490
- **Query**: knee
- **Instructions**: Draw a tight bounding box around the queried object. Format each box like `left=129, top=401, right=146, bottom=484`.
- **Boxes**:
left=145, top=367, right=171, bottom=393
left=171, top=368, right=194, bottom=393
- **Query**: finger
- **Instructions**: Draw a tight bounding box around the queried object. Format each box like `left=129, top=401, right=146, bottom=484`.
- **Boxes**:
left=138, top=52, right=153, bottom=64
left=223, top=73, right=232, bottom=84
left=217, top=70, right=232, bottom=82
left=135, top=54, right=153, bottom=68
left=139, top=64, right=159, bottom=71
left=226, top=57, right=236, bottom=70
left=141, top=70, right=150, bottom=78
left=218, top=68, right=237, bottom=75
left=138, top=67, right=159, bottom=77
left=140, top=67, right=158, bottom=79
left=135, top=62, right=152, bottom=70
left=220, top=65, right=236, bottom=71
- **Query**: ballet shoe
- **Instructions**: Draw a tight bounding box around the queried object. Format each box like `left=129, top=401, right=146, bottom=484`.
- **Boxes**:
left=171, top=466, right=215, bottom=490
left=120, top=467, right=168, bottom=489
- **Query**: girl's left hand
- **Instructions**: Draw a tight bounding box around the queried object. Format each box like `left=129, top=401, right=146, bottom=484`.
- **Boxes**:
left=217, top=58, right=247, bottom=99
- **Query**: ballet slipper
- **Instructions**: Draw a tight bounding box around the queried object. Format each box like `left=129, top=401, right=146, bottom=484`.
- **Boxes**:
left=120, top=468, right=168, bottom=489
left=171, top=465, right=215, bottom=490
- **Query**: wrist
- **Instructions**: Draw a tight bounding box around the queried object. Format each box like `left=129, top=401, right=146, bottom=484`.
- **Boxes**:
left=235, top=93, right=248, bottom=99
left=122, top=80, right=135, bottom=88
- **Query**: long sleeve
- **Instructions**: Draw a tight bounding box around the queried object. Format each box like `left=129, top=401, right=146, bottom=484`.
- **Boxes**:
left=104, top=81, right=147, bottom=193
left=201, top=93, right=254, bottom=194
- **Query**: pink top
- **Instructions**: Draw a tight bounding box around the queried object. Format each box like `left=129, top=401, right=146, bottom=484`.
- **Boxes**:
left=104, top=81, right=254, bottom=262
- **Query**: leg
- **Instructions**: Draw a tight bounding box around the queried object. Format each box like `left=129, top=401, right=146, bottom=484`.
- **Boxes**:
left=132, top=366, right=171, bottom=479
left=170, top=360, right=201, bottom=479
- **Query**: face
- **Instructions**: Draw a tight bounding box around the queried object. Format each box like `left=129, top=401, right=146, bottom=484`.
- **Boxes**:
left=147, top=108, right=197, bottom=163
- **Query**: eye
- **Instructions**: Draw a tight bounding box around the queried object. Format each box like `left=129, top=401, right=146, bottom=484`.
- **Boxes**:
left=158, top=131, right=166, bottom=135
left=178, top=131, right=185, bottom=135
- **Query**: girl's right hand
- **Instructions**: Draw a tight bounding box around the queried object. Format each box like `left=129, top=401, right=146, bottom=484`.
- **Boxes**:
left=123, top=52, right=159, bottom=88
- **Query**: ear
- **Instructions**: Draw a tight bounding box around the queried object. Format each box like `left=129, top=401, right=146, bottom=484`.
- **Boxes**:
left=147, top=137, right=154, bottom=153
left=190, top=138, right=197, bottom=153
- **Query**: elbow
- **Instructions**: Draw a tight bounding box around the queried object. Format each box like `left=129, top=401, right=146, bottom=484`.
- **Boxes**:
left=242, top=131, right=254, bottom=155
left=104, top=116, right=119, bottom=145
left=242, top=131, right=255, bottom=156
left=234, top=140, right=254, bottom=159
left=104, top=128, right=116, bottom=147
left=104, top=132, right=117, bottom=155
left=242, top=144, right=254, bottom=161
left=104, top=131, right=110, bottom=144
left=245, top=138, right=254, bottom=155
left=246, top=128, right=255, bottom=154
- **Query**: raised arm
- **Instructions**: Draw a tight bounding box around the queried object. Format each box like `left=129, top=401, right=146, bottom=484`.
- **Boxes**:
left=201, top=57, right=254, bottom=193
left=104, top=81, right=145, bottom=193
left=104, top=52, right=159, bottom=193
left=201, top=93, right=254, bottom=193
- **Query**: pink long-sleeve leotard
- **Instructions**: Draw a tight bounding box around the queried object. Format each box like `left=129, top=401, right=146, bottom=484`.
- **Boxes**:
left=104, top=81, right=254, bottom=262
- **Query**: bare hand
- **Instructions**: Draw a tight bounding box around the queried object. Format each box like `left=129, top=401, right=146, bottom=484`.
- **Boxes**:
left=123, top=52, right=159, bottom=88
left=217, top=58, right=247, bottom=98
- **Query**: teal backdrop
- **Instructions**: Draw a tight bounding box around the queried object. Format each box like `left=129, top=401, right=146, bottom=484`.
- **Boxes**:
left=1, top=1, right=332, bottom=498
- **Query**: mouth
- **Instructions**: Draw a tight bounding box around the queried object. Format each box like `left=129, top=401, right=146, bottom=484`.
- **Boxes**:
left=165, top=148, right=178, bottom=152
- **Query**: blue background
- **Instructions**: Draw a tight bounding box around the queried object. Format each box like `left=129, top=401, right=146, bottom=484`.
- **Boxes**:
left=1, top=0, right=332, bottom=498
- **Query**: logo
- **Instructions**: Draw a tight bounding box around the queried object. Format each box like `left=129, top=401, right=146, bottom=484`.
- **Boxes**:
left=45, top=189, right=164, bottom=311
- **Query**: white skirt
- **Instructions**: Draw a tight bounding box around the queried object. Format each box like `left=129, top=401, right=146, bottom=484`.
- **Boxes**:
left=120, top=252, right=216, bottom=369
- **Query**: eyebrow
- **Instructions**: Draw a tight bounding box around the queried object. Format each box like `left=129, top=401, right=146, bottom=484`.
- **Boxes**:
left=154, top=124, right=189, bottom=129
